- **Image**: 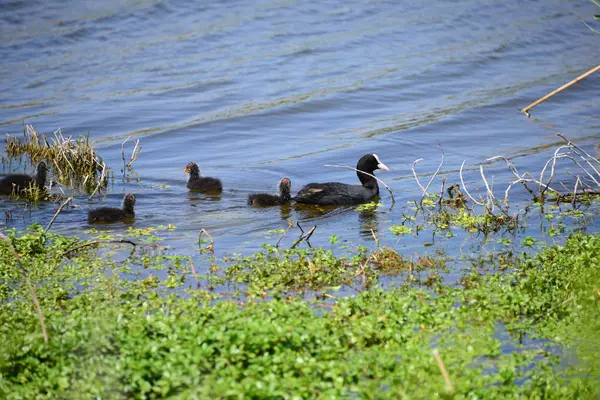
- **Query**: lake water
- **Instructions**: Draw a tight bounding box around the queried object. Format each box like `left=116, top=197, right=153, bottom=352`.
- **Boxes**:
left=1, top=0, right=599, bottom=277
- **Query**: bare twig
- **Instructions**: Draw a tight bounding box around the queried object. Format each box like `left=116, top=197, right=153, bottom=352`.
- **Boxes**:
left=276, top=220, right=294, bottom=248
left=438, top=177, right=446, bottom=206
left=121, top=136, right=131, bottom=169
left=0, top=232, right=49, bottom=343
left=419, top=141, right=445, bottom=205
left=199, top=228, right=214, bottom=253
left=460, top=160, right=485, bottom=206
left=433, top=349, right=455, bottom=394
left=128, top=139, right=141, bottom=168
left=324, top=164, right=395, bottom=206
left=411, top=158, right=427, bottom=195
left=121, top=136, right=142, bottom=169
left=572, top=176, right=580, bottom=208
left=45, top=197, right=72, bottom=233
left=291, top=223, right=317, bottom=249
left=62, top=239, right=137, bottom=256
left=557, top=133, right=600, bottom=172
left=370, top=228, right=380, bottom=248
left=521, top=64, right=600, bottom=116
left=88, top=161, right=107, bottom=199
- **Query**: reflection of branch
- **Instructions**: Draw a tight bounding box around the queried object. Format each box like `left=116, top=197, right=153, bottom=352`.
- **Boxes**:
left=324, top=164, right=395, bottom=206
left=0, top=232, right=49, bottom=343
left=45, top=197, right=72, bottom=233
left=291, top=223, right=316, bottom=249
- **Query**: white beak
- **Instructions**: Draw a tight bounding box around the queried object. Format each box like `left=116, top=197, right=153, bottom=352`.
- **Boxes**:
left=377, top=162, right=390, bottom=171
left=372, top=154, right=390, bottom=171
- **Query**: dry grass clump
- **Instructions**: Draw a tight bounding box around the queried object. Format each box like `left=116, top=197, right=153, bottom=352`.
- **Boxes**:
left=5, top=125, right=108, bottom=194
left=369, top=246, right=446, bottom=276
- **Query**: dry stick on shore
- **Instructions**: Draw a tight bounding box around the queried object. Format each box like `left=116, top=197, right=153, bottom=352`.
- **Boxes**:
left=62, top=239, right=137, bottom=257
left=45, top=197, right=73, bottom=233
left=0, top=232, right=49, bottom=343
left=199, top=228, right=214, bottom=254
left=432, top=349, right=455, bottom=394
left=521, top=64, right=600, bottom=116
left=324, top=164, right=395, bottom=207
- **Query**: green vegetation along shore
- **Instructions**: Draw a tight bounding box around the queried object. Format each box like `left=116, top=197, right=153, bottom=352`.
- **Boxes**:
left=1, top=226, right=599, bottom=398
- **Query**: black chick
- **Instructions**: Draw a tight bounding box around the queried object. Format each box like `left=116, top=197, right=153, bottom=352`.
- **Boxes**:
left=248, top=178, right=292, bottom=206
left=88, top=193, right=136, bottom=223
left=0, top=162, right=48, bottom=195
left=184, top=162, right=222, bottom=192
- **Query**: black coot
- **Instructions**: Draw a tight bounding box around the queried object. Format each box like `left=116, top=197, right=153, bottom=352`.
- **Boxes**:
left=0, top=162, right=48, bottom=195
left=184, top=162, right=222, bottom=192
left=248, top=178, right=292, bottom=206
left=88, top=193, right=136, bottom=223
left=293, top=154, right=389, bottom=205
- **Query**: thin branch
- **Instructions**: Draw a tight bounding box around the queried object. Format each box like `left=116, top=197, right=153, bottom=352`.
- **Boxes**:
left=324, top=164, right=395, bottom=206
left=438, top=177, right=446, bottom=206
left=0, top=232, right=49, bottom=343
left=479, top=164, right=495, bottom=212
left=276, top=220, right=294, bottom=248
left=121, top=136, right=131, bottom=170
left=62, top=239, right=137, bottom=256
left=411, top=158, right=427, bottom=195
left=45, top=197, right=72, bottom=233
left=557, top=133, right=600, bottom=170
left=199, top=228, right=214, bottom=254
left=420, top=141, right=445, bottom=205
left=128, top=139, right=141, bottom=168
left=521, top=64, right=600, bottom=116
left=460, top=160, right=485, bottom=206
left=433, top=349, right=455, bottom=394
left=291, top=223, right=317, bottom=249
left=88, top=161, right=107, bottom=199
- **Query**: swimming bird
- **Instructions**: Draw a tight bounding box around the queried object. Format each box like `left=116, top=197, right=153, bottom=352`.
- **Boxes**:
left=184, top=162, right=222, bottom=192
left=293, top=154, right=389, bottom=205
left=88, top=193, right=136, bottom=223
left=0, top=162, right=48, bottom=195
left=248, top=178, right=292, bottom=206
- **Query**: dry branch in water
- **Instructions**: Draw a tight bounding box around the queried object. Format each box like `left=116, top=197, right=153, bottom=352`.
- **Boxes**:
left=45, top=197, right=73, bottom=232
left=121, top=136, right=142, bottom=170
left=291, top=222, right=316, bottom=249
left=418, top=134, right=599, bottom=212
left=276, top=219, right=295, bottom=248
left=62, top=239, right=137, bottom=256
left=521, top=64, right=600, bottom=116
left=199, top=228, right=214, bottom=253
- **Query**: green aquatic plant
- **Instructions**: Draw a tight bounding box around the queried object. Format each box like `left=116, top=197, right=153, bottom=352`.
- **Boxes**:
left=0, top=227, right=599, bottom=398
